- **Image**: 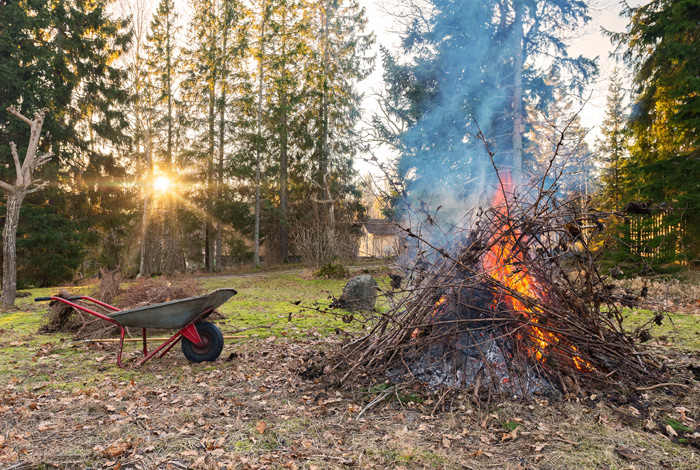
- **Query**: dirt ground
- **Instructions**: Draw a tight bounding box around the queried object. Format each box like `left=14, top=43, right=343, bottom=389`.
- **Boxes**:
left=1, top=332, right=699, bottom=470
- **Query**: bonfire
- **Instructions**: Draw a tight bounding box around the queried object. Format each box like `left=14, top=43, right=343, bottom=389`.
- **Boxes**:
left=333, top=167, right=662, bottom=399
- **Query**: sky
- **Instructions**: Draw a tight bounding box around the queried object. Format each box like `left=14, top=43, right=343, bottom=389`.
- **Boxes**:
left=355, top=0, right=644, bottom=174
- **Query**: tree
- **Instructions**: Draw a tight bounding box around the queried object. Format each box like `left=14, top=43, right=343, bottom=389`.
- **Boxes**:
left=0, top=108, right=52, bottom=308
left=611, top=0, right=700, bottom=261
left=377, top=0, right=596, bottom=220
left=595, top=68, right=629, bottom=211
left=147, top=0, right=183, bottom=273
left=261, top=0, right=311, bottom=262
left=0, top=0, right=131, bottom=285
left=253, top=0, right=269, bottom=267
left=302, top=0, right=373, bottom=262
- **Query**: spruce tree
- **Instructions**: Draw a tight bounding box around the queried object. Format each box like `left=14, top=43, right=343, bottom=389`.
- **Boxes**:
left=0, top=0, right=131, bottom=289
left=377, top=0, right=596, bottom=218
left=302, top=0, right=373, bottom=261
left=264, top=0, right=311, bottom=262
left=612, top=0, right=700, bottom=261
left=595, top=69, right=628, bottom=211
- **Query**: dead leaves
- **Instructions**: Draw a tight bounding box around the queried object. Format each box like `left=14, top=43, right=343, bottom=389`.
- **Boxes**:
left=255, top=420, right=267, bottom=434
left=95, top=441, right=133, bottom=458
left=615, top=446, right=641, bottom=461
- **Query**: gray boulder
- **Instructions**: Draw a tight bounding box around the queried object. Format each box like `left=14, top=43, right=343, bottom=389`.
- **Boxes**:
left=333, top=275, right=378, bottom=311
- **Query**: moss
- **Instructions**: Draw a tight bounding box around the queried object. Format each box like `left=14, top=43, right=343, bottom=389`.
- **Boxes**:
left=666, top=417, right=693, bottom=433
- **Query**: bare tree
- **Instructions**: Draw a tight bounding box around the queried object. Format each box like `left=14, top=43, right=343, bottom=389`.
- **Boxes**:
left=1, top=107, right=52, bottom=309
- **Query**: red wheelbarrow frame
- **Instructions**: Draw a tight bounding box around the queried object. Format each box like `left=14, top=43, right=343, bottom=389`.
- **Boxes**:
left=35, top=295, right=210, bottom=369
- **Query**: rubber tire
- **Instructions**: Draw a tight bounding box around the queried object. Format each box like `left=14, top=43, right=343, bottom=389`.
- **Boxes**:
left=181, top=321, right=224, bottom=363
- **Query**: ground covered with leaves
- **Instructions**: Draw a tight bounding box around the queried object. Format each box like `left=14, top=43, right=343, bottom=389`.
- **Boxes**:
left=1, top=271, right=699, bottom=469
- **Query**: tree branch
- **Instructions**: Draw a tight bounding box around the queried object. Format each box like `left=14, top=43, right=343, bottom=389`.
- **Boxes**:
left=9, top=142, right=22, bottom=178
left=26, top=181, right=49, bottom=194
left=6, top=106, right=33, bottom=126
left=34, top=152, right=53, bottom=169
left=0, top=181, right=15, bottom=192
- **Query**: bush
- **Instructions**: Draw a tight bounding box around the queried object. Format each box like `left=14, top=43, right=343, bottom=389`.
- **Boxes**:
left=314, top=263, right=348, bottom=279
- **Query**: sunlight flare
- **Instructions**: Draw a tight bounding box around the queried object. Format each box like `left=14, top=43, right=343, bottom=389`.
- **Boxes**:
left=153, top=175, right=171, bottom=192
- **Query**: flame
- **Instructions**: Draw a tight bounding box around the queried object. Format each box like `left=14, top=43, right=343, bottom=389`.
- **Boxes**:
left=412, top=295, right=447, bottom=339
left=482, top=173, right=593, bottom=372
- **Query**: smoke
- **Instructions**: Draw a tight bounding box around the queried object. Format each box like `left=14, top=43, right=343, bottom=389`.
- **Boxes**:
left=392, top=1, right=517, bottom=225
left=384, top=0, right=595, bottom=239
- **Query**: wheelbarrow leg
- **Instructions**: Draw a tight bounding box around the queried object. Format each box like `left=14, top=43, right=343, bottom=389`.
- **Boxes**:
left=116, top=326, right=127, bottom=369
left=142, top=328, right=148, bottom=356
left=157, top=323, right=201, bottom=359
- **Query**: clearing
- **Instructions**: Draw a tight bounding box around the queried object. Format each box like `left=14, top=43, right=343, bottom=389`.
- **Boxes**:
left=0, top=269, right=699, bottom=470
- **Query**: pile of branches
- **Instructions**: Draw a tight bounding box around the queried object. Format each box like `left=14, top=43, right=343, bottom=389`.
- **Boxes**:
left=41, top=274, right=203, bottom=339
left=331, top=174, right=665, bottom=397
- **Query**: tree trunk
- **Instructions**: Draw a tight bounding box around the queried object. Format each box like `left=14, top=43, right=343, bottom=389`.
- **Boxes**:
left=217, top=7, right=228, bottom=273
left=206, top=79, right=216, bottom=272
left=319, top=1, right=336, bottom=256
left=2, top=191, right=26, bottom=309
left=511, top=1, right=524, bottom=186
left=254, top=0, right=266, bottom=268
left=139, top=126, right=152, bottom=277
left=163, top=6, right=179, bottom=275
left=279, top=10, right=289, bottom=263
left=1, top=107, right=51, bottom=309
left=280, top=106, right=289, bottom=263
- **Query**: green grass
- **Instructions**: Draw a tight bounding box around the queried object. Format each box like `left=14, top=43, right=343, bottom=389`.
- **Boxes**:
left=0, top=272, right=389, bottom=391
left=204, top=273, right=383, bottom=339
left=620, top=307, right=700, bottom=351
left=1, top=272, right=696, bottom=396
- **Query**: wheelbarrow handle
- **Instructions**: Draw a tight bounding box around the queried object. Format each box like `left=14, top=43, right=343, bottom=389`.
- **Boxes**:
left=35, top=296, right=82, bottom=302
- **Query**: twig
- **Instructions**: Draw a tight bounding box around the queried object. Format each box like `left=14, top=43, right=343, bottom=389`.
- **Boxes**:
left=357, top=386, right=396, bottom=419
left=636, top=383, right=692, bottom=391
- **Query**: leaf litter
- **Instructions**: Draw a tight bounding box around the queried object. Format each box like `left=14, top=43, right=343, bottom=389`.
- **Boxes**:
left=0, top=332, right=698, bottom=469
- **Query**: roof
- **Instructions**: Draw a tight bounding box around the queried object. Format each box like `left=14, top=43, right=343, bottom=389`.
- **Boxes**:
left=363, top=219, right=401, bottom=236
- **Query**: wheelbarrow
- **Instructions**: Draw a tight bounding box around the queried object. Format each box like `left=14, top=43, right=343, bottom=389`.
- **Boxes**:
left=35, top=288, right=237, bottom=368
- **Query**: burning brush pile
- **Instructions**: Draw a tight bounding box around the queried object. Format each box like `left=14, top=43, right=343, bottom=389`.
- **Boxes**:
left=333, top=172, right=662, bottom=398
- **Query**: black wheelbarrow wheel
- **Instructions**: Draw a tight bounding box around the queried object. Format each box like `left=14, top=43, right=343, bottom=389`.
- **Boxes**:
left=181, top=321, right=224, bottom=363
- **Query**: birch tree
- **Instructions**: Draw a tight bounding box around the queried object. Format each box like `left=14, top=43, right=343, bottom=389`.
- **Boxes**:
left=1, top=107, right=52, bottom=309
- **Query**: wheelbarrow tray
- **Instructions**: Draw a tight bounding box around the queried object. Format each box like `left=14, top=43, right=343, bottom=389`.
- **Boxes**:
left=107, top=288, right=237, bottom=329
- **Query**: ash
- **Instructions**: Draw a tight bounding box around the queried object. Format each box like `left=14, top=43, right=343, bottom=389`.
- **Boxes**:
left=393, top=284, right=555, bottom=396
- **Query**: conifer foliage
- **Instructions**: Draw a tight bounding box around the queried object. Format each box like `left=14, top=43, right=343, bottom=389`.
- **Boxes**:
left=612, top=0, right=700, bottom=262
left=375, top=0, right=596, bottom=218
left=0, top=0, right=372, bottom=293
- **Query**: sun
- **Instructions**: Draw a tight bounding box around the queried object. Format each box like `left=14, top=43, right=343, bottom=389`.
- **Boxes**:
left=153, top=175, right=171, bottom=192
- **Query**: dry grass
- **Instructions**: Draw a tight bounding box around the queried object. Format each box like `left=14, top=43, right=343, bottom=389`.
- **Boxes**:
left=613, top=276, right=700, bottom=313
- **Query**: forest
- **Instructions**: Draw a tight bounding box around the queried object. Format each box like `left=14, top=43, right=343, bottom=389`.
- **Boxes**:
left=0, top=0, right=699, bottom=467
left=1, top=0, right=698, bottom=296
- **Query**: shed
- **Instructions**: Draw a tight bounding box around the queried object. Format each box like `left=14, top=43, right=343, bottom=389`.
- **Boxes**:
left=358, top=219, right=402, bottom=258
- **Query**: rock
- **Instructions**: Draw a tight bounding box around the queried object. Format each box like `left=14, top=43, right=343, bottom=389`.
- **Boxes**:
left=333, top=275, right=378, bottom=311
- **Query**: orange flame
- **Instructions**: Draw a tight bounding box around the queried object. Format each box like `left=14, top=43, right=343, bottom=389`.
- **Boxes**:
left=412, top=295, right=447, bottom=339
left=482, top=173, right=593, bottom=371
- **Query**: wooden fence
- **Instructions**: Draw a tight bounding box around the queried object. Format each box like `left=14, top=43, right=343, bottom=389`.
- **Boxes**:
left=629, top=211, right=684, bottom=261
